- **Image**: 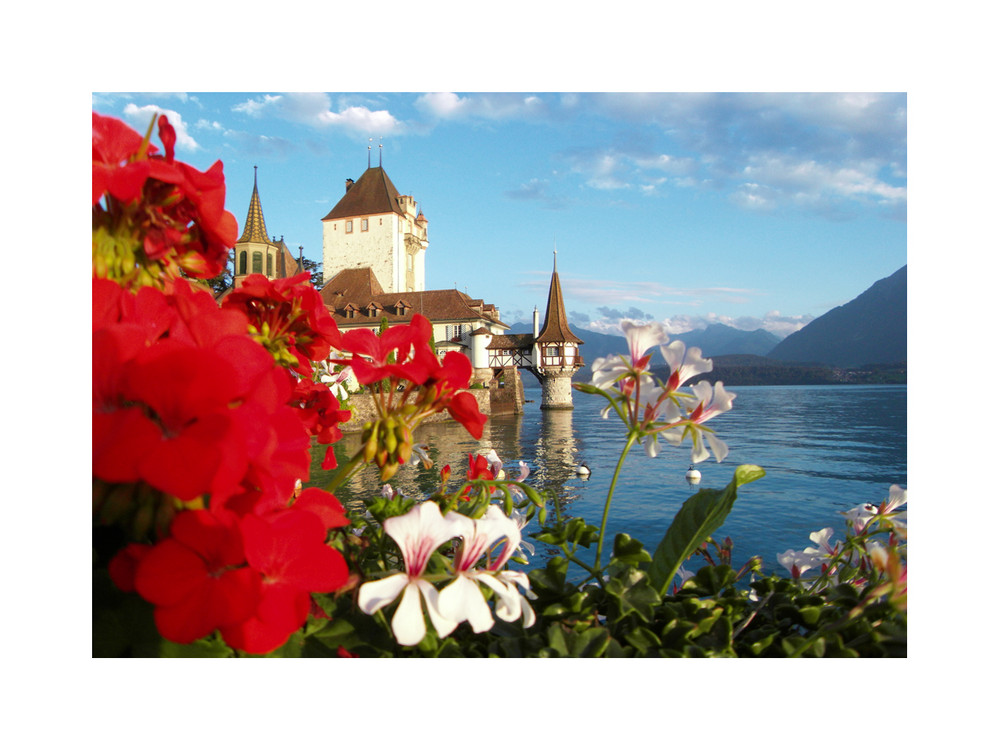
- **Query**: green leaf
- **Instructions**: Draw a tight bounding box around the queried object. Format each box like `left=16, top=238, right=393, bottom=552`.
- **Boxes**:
left=604, top=568, right=660, bottom=623
left=610, top=533, right=652, bottom=567
left=648, top=465, right=764, bottom=596
left=623, top=625, right=662, bottom=652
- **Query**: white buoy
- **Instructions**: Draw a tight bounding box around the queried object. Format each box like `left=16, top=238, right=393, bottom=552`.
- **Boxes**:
left=576, top=461, right=591, bottom=477
left=685, top=464, right=701, bottom=484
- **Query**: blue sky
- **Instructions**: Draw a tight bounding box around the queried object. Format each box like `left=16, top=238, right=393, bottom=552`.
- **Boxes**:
left=92, top=92, right=906, bottom=340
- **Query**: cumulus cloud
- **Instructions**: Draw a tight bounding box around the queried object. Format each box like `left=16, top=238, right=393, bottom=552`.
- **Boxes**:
left=568, top=93, right=907, bottom=217
left=740, top=154, right=906, bottom=208
left=414, top=92, right=549, bottom=121
left=561, top=144, right=700, bottom=194
left=233, top=93, right=402, bottom=134
left=583, top=310, right=813, bottom=339
left=122, top=104, right=199, bottom=152
left=195, top=119, right=224, bottom=131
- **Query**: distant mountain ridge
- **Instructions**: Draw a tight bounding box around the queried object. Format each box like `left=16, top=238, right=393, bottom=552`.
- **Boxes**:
left=766, top=266, right=906, bottom=367
left=507, top=321, right=782, bottom=375
left=506, top=265, right=906, bottom=379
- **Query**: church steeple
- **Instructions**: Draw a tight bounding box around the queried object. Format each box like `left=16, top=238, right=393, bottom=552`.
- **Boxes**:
left=233, top=167, right=282, bottom=281
left=237, top=166, right=270, bottom=244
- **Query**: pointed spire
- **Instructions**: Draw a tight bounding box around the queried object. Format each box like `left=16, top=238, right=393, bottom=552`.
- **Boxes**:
left=536, top=248, right=583, bottom=345
left=237, top=167, right=271, bottom=244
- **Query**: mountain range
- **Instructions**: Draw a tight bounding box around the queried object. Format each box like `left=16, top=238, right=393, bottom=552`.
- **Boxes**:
left=766, top=265, right=906, bottom=367
left=506, top=322, right=781, bottom=367
left=508, top=263, right=906, bottom=376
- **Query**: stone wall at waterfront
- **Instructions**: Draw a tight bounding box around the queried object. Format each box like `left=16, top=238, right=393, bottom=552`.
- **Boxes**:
left=339, top=388, right=493, bottom=433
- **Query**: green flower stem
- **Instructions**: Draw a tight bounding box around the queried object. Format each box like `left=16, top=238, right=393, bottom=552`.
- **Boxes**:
left=593, top=431, right=638, bottom=571
left=322, top=450, right=366, bottom=493
left=564, top=550, right=603, bottom=584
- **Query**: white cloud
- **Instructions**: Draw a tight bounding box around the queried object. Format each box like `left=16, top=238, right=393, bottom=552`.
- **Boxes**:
left=741, top=155, right=906, bottom=205
left=233, top=95, right=283, bottom=117
left=518, top=273, right=760, bottom=308
left=414, top=92, right=549, bottom=121
left=569, top=93, right=906, bottom=217
left=122, top=104, right=199, bottom=152
left=416, top=92, right=469, bottom=118
left=583, top=310, right=812, bottom=339
left=233, top=93, right=402, bottom=134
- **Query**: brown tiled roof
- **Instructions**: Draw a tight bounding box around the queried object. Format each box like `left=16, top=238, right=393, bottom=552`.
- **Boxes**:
left=322, top=167, right=406, bottom=221
left=237, top=171, right=270, bottom=244
left=536, top=269, right=584, bottom=344
left=320, top=268, right=507, bottom=328
left=320, top=267, right=385, bottom=301
left=272, top=238, right=304, bottom=279
left=486, top=333, right=534, bottom=350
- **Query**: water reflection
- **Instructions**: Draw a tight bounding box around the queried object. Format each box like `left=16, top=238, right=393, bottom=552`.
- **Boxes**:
left=309, top=411, right=530, bottom=512
left=307, top=384, right=907, bottom=575
left=528, top=409, right=581, bottom=515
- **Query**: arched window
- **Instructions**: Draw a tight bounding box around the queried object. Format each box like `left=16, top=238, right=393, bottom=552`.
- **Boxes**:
left=252, top=251, right=263, bottom=274
left=239, top=251, right=247, bottom=274
left=267, top=252, right=273, bottom=277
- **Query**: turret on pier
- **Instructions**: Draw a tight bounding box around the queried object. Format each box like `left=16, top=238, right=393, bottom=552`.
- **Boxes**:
left=530, top=249, right=584, bottom=409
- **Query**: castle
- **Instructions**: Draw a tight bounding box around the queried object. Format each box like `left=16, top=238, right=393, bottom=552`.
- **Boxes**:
left=223, top=161, right=584, bottom=411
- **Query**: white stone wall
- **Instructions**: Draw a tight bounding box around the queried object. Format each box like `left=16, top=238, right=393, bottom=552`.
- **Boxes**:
left=322, top=213, right=399, bottom=291
left=322, top=210, right=429, bottom=296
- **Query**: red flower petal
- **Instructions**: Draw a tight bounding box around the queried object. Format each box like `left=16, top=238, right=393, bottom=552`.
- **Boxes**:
left=322, top=446, right=338, bottom=470
left=294, top=487, right=349, bottom=529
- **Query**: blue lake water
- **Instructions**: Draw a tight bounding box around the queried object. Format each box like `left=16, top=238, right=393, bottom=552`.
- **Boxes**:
left=309, top=383, right=906, bottom=575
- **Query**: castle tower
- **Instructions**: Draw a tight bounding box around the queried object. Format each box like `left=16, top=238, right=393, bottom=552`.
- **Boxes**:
left=533, top=249, right=584, bottom=409
left=320, top=164, right=428, bottom=294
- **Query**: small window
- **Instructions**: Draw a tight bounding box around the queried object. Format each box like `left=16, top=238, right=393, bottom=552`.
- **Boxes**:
left=266, top=253, right=273, bottom=277
left=239, top=251, right=247, bottom=274
left=252, top=251, right=263, bottom=274
left=361, top=218, right=369, bottom=231
left=346, top=220, right=353, bottom=233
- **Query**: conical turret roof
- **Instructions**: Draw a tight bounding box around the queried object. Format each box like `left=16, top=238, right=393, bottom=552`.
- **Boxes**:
left=536, top=251, right=583, bottom=344
left=237, top=168, right=271, bottom=244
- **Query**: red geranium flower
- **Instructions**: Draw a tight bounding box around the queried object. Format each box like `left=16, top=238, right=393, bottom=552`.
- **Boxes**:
left=338, top=314, right=432, bottom=385
left=446, top=391, right=488, bottom=440
left=92, top=111, right=155, bottom=205
left=467, top=453, right=494, bottom=482
left=133, top=510, right=261, bottom=644
left=289, top=378, right=352, bottom=444
left=219, top=509, right=349, bottom=654
left=93, top=111, right=237, bottom=286
left=223, top=273, right=342, bottom=375
left=292, top=487, right=349, bottom=530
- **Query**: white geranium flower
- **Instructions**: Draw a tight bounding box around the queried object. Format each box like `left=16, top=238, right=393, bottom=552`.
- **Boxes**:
left=437, top=506, right=523, bottom=633
left=357, top=502, right=464, bottom=646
